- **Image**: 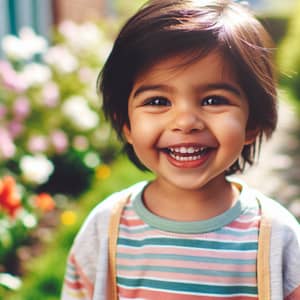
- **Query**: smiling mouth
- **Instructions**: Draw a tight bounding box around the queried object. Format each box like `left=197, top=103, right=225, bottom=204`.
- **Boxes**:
left=163, top=146, right=212, bottom=162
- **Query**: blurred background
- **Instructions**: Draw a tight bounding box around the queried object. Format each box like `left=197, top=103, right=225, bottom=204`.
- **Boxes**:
left=0, top=0, right=300, bottom=299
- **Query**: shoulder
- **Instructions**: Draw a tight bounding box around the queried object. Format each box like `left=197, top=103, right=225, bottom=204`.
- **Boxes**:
left=230, top=177, right=299, bottom=230
left=252, top=187, right=300, bottom=270
left=254, top=192, right=300, bottom=297
left=229, top=178, right=300, bottom=296
left=63, top=181, right=147, bottom=293
left=68, top=181, right=148, bottom=281
left=255, top=190, right=300, bottom=231
left=91, top=181, right=148, bottom=217
left=76, top=180, right=148, bottom=238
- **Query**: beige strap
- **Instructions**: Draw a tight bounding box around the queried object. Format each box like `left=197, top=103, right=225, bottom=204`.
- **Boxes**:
left=257, top=206, right=272, bottom=300
left=108, top=196, right=130, bottom=300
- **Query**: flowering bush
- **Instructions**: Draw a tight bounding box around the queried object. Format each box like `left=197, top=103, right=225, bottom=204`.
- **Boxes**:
left=0, top=175, right=55, bottom=289
left=0, top=22, right=120, bottom=196
left=0, top=22, right=120, bottom=290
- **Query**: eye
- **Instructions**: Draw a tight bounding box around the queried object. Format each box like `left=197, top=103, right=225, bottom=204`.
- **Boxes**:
left=202, top=95, right=229, bottom=106
left=144, top=97, right=171, bottom=106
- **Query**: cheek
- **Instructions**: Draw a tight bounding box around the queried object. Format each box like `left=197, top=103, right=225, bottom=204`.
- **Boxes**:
left=129, top=114, right=161, bottom=139
left=216, top=115, right=248, bottom=146
left=212, top=116, right=248, bottom=168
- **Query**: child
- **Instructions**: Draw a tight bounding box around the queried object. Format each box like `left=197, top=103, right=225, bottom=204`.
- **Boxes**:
left=61, top=0, right=300, bottom=299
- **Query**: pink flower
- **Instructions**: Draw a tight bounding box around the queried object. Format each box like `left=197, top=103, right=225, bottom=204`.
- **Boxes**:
left=50, top=130, right=68, bottom=154
left=78, top=67, right=94, bottom=83
left=42, top=82, right=60, bottom=107
left=8, top=120, right=24, bottom=138
left=27, top=135, right=48, bottom=153
left=0, top=61, right=27, bottom=92
left=13, top=97, right=30, bottom=120
left=0, top=61, right=11, bottom=75
left=0, top=128, right=16, bottom=159
left=73, top=136, right=89, bottom=151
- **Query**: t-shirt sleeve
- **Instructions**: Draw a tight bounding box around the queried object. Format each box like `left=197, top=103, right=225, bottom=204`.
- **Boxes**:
left=60, top=197, right=113, bottom=300
left=259, top=192, right=300, bottom=299
left=282, top=215, right=300, bottom=299
left=61, top=253, right=94, bottom=300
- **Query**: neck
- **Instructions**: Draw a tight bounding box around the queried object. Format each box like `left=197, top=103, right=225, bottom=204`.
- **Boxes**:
left=143, top=176, right=239, bottom=222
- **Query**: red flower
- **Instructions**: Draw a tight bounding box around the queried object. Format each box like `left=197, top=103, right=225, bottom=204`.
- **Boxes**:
left=34, top=193, right=55, bottom=212
left=0, top=176, right=22, bottom=217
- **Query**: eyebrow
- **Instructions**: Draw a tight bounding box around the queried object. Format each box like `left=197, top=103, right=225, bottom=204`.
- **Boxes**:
left=204, top=83, right=242, bottom=97
left=133, top=84, right=171, bottom=98
left=132, top=82, right=242, bottom=98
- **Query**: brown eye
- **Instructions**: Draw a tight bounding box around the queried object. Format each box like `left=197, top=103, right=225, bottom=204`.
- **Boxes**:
left=202, top=96, right=229, bottom=106
left=145, top=97, right=171, bottom=106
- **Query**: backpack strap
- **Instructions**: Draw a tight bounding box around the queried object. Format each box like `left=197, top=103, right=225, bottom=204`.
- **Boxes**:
left=257, top=198, right=272, bottom=300
left=107, top=195, right=130, bottom=300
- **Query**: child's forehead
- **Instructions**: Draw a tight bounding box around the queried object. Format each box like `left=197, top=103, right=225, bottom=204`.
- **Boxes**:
left=133, top=50, right=240, bottom=87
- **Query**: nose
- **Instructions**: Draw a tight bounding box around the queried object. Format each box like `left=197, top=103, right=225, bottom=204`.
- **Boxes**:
left=171, top=109, right=205, bottom=133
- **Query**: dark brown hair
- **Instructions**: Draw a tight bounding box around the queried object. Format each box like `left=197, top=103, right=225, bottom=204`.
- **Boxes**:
left=98, top=0, right=277, bottom=174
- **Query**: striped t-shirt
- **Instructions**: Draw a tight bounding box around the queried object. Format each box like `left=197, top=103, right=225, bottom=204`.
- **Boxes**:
left=117, top=185, right=261, bottom=299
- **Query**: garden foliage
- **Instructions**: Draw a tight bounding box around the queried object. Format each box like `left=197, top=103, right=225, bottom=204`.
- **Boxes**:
left=278, top=1, right=300, bottom=99
left=0, top=21, right=120, bottom=290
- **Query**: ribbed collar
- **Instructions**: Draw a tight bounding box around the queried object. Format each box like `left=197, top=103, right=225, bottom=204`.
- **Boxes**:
left=131, top=178, right=256, bottom=234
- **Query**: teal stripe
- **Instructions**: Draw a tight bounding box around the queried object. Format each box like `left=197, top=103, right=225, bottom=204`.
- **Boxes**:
left=117, top=277, right=258, bottom=295
left=66, top=270, right=80, bottom=280
left=67, top=263, right=76, bottom=271
left=66, top=264, right=80, bottom=280
left=118, top=237, right=258, bottom=251
left=217, top=227, right=258, bottom=237
left=8, top=0, right=17, bottom=35
left=117, top=252, right=256, bottom=265
left=123, top=205, right=133, bottom=211
left=117, top=264, right=255, bottom=278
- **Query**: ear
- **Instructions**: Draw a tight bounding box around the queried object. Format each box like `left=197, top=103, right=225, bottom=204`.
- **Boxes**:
left=245, top=128, right=260, bottom=145
left=122, top=124, right=133, bottom=144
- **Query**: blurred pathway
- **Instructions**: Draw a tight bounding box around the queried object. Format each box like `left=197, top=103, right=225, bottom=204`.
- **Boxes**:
left=239, top=96, right=300, bottom=217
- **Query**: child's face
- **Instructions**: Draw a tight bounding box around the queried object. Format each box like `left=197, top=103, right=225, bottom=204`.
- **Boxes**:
left=123, top=51, right=255, bottom=192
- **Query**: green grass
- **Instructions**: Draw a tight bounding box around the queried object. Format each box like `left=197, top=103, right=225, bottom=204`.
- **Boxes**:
left=0, top=155, right=152, bottom=300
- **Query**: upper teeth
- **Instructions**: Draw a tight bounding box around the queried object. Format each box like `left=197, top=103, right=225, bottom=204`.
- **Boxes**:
left=169, top=146, right=205, bottom=154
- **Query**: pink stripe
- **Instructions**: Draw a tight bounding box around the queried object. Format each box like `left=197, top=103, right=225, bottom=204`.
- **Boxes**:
left=69, top=254, right=94, bottom=298
left=120, top=217, right=145, bottom=226
left=118, top=246, right=257, bottom=260
left=285, top=285, right=300, bottom=300
left=227, top=219, right=259, bottom=230
left=119, top=229, right=258, bottom=241
left=122, top=209, right=136, bottom=216
left=65, top=278, right=84, bottom=290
